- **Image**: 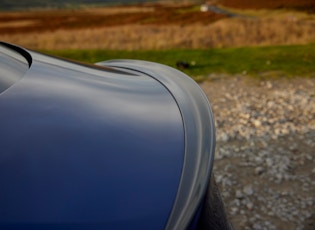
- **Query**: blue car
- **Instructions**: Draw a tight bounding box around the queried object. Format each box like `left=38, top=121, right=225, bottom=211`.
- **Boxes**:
left=0, top=42, right=231, bottom=229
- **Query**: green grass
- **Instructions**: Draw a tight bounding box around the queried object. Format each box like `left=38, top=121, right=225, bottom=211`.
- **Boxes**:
left=42, top=44, right=315, bottom=81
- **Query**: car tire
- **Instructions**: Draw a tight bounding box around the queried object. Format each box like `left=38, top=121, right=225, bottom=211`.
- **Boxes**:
left=196, top=173, right=233, bottom=230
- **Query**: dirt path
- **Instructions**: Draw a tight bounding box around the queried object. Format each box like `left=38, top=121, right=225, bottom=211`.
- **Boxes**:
left=206, top=5, right=243, bottom=17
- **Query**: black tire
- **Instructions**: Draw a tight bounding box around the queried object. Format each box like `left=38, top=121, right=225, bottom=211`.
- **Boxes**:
left=196, top=174, right=233, bottom=230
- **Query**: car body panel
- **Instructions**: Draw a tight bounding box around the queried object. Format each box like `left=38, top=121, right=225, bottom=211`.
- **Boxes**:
left=97, top=60, right=216, bottom=229
left=0, top=42, right=216, bottom=229
left=0, top=45, right=184, bottom=229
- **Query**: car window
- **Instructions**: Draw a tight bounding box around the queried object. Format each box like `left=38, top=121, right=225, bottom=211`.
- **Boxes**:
left=0, top=44, right=29, bottom=94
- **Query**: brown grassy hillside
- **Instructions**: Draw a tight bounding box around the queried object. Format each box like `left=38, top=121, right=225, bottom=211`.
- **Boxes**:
left=1, top=2, right=315, bottom=50
left=219, top=0, right=315, bottom=12
left=0, top=4, right=224, bottom=34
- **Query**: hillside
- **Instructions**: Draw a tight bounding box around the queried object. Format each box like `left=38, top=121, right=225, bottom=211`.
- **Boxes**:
left=0, top=0, right=158, bottom=10
left=219, top=0, right=315, bottom=13
left=1, top=1, right=315, bottom=50
left=1, top=0, right=315, bottom=12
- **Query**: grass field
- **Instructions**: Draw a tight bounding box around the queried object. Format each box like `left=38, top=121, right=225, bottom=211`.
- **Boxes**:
left=42, top=43, right=315, bottom=81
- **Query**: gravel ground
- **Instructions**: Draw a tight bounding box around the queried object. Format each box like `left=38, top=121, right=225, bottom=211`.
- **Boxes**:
left=200, top=75, right=315, bottom=230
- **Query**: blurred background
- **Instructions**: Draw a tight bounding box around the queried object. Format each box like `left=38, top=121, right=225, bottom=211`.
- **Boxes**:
left=1, top=0, right=314, bottom=229
left=1, top=0, right=315, bottom=50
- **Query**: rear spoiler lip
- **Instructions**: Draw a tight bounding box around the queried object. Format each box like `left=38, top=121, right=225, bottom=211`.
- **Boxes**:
left=97, top=59, right=216, bottom=230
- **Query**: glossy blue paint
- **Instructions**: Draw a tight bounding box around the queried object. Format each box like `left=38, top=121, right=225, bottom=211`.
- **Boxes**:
left=0, top=49, right=185, bottom=229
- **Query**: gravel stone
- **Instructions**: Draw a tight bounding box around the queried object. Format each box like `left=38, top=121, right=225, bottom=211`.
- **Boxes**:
left=243, top=185, right=254, bottom=196
left=200, top=76, right=315, bottom=230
